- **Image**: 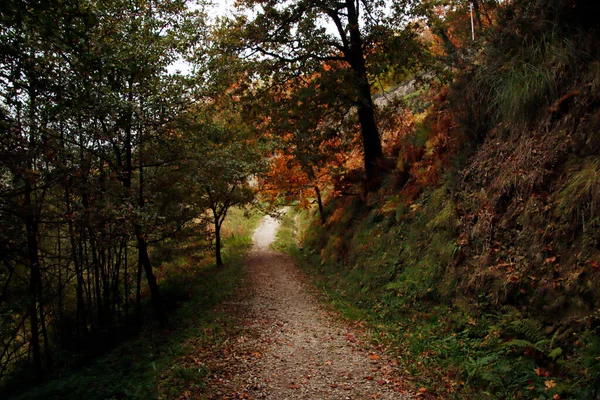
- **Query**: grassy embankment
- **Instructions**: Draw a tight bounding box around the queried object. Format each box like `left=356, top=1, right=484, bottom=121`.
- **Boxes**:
left=277, top=192, right=599, bottom=399
left=13, top=208, right=262, bottom=400
left=274, top=3, right=600, bottom=395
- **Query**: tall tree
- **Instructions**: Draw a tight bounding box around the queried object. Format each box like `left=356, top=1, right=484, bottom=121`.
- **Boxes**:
left=216, top=0, right=424, bottom=189
left=0, top=0, right=196, bottom=381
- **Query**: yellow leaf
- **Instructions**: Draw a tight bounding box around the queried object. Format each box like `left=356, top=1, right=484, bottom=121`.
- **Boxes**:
left=545, top=380, right=557, bottom=390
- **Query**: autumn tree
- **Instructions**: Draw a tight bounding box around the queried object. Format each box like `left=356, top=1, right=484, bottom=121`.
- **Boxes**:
left=257, top=65, right=353, bottom=222
left=216, top=0, right=425, bottom=189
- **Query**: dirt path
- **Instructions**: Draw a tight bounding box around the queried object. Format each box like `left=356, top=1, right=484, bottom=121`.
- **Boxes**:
left=205, top=213, right=411, bottom=399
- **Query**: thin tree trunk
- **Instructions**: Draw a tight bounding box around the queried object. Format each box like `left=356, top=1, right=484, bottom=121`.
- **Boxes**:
left=136, top=229, right=167, bottom=325
left=23, top=84, right=43, bottom=380
left=65, top=185, right=86, bottom=337
left=25, top=182, right=43, bottom=380
left=136, top=258, right=142, bottom=323
left=57, top=223, right=63, bottom=319
left=39, top=292, right=52, bottom=371
left=90, top=239, right=103, bottom=327
left=83, top=240, right=93, bottom=329
left=314, top=186, right=325, bottom=225
left=472, top=0, right=483, bottom=30
left=213, top=209, right=223, bottom=266
left=123, top=77, right=165, bottom=325
left=124, top=240, right=129, bottom=320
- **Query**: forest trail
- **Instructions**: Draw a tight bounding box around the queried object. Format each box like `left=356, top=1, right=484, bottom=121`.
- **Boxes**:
left=204, top=213, right=411, bottom=399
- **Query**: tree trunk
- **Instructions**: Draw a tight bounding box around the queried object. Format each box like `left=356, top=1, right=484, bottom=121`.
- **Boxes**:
left=65, top=185, right=87, bottom=337
left=135, top=256, right=142, bottom=323
left=23, top=84, right=43, bottom=380
left=346, top=0, right=383, bottom=189
left=124, top=240, right=129, bottom=320
left=213, top=209, right=223, bottom=266
left=136, top=228, right=167, bottom=325
left=356, top=90, right=383, bottom=188
left=25, top=182, right=43, bottom=381
left=472, top=0, right=483, bottom=30
left=39, top=294, right=52, bottom=371
left=122, top=74, right=166, bottom=325
left=314, top=186, right=325, bottom=224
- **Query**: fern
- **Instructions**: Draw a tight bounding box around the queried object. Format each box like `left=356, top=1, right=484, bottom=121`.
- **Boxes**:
left=502, top=338, right=554, bottom=354
left=503, top=339, right=539, bottom=352
left=508, top=319, right=545, bottom=343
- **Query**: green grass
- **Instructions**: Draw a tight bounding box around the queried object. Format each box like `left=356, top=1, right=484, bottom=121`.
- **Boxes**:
left=275, top=198, right=600, bottom=399
left=12, top=208, right=262, bottom=400
left=555, top=156, right=600, bottom=223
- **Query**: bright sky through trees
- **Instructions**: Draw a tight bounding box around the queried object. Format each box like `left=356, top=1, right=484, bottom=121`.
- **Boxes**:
left=168, top=0, right=235, bottom=74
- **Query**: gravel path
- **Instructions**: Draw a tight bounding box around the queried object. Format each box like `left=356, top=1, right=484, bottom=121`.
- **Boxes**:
left=205, top=213, right=411, bottom=399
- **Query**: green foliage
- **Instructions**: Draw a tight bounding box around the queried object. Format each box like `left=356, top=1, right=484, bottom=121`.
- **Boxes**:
left=282, top=178, right=600, bottom=398
left=468, top=31, right=571, bottom=131
left=267, top=1, right=600, bottom=398
left=555, top=157, right=600, bottom=223
left=209, top=0, right=431, bottom=185
left=457, top=0, right=595, bottom=141
left=9, top=209, right=260, bottom=399
left=0, top=0, right=202, bottom=383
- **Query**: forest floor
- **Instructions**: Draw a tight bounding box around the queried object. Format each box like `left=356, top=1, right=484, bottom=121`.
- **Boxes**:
left=199, top=213, right=413, bottom=399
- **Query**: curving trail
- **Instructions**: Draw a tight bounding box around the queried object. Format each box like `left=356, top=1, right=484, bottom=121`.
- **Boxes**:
left=205, top=213, right=411, bottom=399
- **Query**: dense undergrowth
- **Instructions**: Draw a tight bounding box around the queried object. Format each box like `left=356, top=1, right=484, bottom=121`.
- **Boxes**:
left=281, top=1, right=600, bottom=398
left=7, top=209, right=261, bottom=400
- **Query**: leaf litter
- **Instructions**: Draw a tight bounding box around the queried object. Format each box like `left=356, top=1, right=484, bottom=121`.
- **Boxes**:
left=200, top=214, right=412, bottom=399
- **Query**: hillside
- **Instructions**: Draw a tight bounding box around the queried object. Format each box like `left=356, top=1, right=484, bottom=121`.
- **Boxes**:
left=288, top=1, right=600, bottom=398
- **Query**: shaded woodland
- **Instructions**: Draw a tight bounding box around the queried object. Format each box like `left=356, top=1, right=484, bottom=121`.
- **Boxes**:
left=1, top=0, right=600, bottom=398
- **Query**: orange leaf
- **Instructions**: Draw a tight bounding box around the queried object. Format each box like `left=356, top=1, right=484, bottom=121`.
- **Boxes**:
left=545, top=380, right=557, bottom=390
